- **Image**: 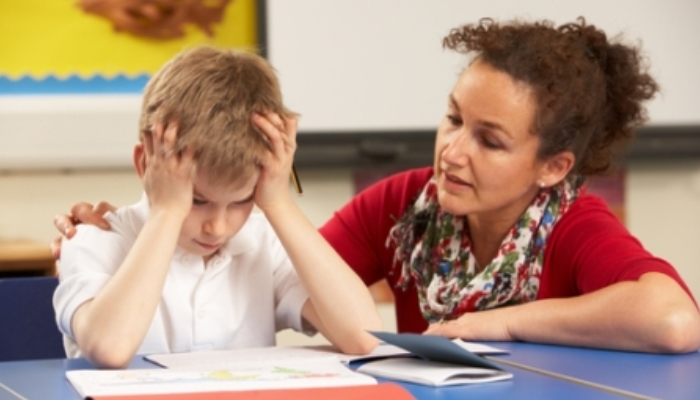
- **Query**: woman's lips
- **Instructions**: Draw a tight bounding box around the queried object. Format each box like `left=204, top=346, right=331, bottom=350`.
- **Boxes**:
left=440, top=171, right=474, bottom=194
left=444, top=172, right=471, bottom=186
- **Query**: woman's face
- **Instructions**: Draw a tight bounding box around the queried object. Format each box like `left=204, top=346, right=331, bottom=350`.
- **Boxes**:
left=434, top=60, right=547, bottom=222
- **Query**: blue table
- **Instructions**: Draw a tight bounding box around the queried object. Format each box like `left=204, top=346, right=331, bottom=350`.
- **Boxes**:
left=487, top=342, right=700, bottom=400
left=0, top=352, right=627, bottom=400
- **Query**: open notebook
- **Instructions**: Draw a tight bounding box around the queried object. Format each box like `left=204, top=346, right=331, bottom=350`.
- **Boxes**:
left=72, top=335, right=509, bottom=397
left=66, top=355, right=377, bottom=399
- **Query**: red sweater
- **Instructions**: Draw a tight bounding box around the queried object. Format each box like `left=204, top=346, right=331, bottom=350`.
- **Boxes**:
left=320, top=167, right=693, bottom=333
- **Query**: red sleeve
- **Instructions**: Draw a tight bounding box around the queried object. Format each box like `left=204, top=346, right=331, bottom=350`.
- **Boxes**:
left=319, top=167, right=433, bottom=286
left=319, top=167, right=434, bottom=333
left=540, top=194, right=695, bottom=302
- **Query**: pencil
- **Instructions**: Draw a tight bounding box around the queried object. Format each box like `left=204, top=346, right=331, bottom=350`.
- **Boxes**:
left=291, top=164, right=303, bottom=195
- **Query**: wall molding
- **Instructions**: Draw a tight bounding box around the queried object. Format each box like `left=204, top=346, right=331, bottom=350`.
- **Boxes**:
left=295, top=125, right=700, bottom=169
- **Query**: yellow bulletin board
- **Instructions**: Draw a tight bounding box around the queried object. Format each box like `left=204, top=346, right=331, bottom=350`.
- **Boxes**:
left=0, top=0, right=258, bottom=93
left=0, top=0, right=260, bottom=170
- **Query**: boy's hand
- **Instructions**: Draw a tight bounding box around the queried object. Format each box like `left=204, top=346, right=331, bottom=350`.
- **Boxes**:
left=251, top=112, right=299, bottom=210
left=141, top=122, right=196, bottom=219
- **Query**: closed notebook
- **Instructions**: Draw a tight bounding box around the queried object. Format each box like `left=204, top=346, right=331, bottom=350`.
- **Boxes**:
left=357, top=358, right=512, bottom=387
left=357, top=331, right=512, bottom=387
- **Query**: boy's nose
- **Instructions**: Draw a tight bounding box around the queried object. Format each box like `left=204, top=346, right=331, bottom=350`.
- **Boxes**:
left=204, top=214, right=227, bottom=236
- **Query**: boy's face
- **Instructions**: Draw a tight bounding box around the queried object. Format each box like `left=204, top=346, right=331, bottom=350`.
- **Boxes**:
left=178, top=170, right=258, bottom=261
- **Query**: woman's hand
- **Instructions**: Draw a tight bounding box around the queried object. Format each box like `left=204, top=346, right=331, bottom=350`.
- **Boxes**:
left=250, top=112, right=299, bottom=211
left=51, top=201, right=116, bottom=260
left=424, top=307, right=516, bottom=342
left=426, top=274, right=700, bottom=353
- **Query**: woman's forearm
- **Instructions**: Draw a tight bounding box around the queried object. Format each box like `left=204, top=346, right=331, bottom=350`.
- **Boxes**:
left=428, top=272, right=700, bottom=353
left=508, top=273, right=700, bottom=353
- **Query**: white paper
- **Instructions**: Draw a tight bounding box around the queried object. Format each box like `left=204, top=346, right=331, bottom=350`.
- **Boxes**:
left=67, top=356, right=376, bottom=398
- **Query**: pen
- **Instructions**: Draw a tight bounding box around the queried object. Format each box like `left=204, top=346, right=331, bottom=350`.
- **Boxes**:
left=291, top=164, right=303, bottom=195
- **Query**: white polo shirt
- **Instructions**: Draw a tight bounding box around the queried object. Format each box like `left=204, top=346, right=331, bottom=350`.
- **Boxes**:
left=54, top=195, right=311, bottom=358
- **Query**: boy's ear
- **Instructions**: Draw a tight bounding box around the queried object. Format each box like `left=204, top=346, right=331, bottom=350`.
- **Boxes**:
left=539, top=151, right=575, bottom=187
left=133, top=143, right=147, bottom=178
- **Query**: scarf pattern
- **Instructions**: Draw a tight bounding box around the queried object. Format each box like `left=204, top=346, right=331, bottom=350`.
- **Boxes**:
left=387, top=177, right=581, bottom=323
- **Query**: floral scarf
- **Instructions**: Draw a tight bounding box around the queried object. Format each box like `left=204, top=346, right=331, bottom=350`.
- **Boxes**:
left=387, top=176, right=582, bottom=323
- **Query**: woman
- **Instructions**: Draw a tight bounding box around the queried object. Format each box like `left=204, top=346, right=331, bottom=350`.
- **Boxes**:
left=54, top=17, right=700, bottom=353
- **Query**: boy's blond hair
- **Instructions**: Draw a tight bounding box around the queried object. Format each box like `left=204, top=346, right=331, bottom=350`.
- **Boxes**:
left=139, top=46, right=290, bottom=187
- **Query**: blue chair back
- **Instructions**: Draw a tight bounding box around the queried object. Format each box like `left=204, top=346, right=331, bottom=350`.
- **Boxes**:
left=0, top=277, right=65, bottom=361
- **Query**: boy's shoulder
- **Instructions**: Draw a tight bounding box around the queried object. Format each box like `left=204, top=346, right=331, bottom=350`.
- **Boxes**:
left=102, top=197, right=150, bottom=241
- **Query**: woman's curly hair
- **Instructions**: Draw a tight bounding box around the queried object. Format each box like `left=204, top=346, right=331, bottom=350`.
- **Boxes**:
left=443, top=17, right=659, bottom=177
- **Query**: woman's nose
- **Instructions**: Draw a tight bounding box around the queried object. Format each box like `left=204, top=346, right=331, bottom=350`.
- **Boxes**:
left=441, top=130, right=470, bottom=166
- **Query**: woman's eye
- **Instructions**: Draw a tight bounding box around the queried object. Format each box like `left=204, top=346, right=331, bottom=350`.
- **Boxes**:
left=481, top=136, right=500, bottom=149
left=446, top=115, right=462, bottom=126
left=193, top=198, right=207, bottom=206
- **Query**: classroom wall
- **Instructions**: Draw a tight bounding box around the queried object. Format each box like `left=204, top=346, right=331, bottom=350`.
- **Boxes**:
left=2, top=162, right=699, bottom=300
left=2, top=0, right=698, bottom=346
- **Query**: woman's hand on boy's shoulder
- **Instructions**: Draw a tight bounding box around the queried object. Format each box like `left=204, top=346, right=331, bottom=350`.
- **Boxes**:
left=51, top=201, right=116, bottom=259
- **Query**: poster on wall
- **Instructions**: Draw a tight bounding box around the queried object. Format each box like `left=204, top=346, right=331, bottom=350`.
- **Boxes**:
left=0, top=0, right=259, bottom=170
left=0, top=0, right=258, bottom=94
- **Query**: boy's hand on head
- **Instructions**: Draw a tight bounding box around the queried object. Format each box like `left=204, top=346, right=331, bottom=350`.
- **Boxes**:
left=251, top=112, right=299, bottom=211
left=142, top=121, right=196, bottom=219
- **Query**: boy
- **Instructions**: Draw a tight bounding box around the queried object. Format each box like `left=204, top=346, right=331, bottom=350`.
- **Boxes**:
left=53, top=46, right=381, bottom=368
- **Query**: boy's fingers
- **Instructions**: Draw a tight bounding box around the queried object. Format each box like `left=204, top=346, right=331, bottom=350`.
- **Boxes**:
left=159, top=121, right=179, bottom=159
left=283, top=114, right=299, bottom=145
left=164, top=120, right=179, bottom=138
left=252, top=112, right=274, bottom=131
left=254, top=112, right=293, bottom=147
left=285, top=114, right=299, bottom=134
left=251, top=113, right=278, bottom=146
left=266, top=112, right=285, bottom=132
left=150, top=122, right=168, bottom=152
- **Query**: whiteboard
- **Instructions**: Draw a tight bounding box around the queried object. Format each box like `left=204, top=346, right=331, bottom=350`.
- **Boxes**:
left=266, top=0, right=700, bottom=132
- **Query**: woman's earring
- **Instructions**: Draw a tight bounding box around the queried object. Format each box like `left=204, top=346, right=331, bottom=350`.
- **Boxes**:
left=538, top=181, right=546, bottom=189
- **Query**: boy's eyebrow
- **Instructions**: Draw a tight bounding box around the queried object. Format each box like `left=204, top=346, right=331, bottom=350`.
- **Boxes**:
left=193, top=189, right=256, bottom=204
